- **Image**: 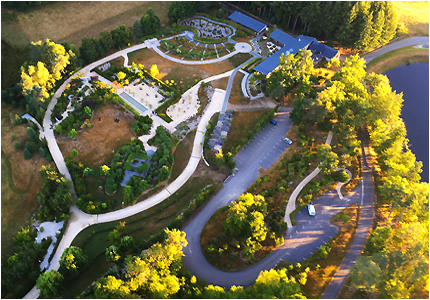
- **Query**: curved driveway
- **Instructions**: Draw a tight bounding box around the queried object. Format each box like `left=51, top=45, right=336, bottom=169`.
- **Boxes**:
left=363, top=36, right=429, bottom=64
left=183, top=36, right=429, bottom=289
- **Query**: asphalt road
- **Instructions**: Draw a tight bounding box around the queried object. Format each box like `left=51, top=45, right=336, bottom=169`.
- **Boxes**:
left=183, top=119, right=370, bottom=289
left=322, top=131, right=374, bottom=299
left=183, top=107, right=292, bottom=286
left=363, top=36, right=429, bottom=63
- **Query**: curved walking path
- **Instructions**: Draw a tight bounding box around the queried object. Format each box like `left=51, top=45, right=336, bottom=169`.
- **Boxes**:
left=283, top=131, right=333, bottom=228
left=153, top=42, right=252, bottom=65
left=25, top=36, right=256, bottom=298
left=24, top=31, right=420, bottom=300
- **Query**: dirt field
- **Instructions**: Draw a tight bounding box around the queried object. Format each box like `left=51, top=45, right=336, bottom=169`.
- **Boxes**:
left=1, top=104, right=54, bottom=260
left=211, top=76, right=229, bottom=90
left=2, top=2, right=171, bottom=48
left=56, top=105, right=136, bottom=169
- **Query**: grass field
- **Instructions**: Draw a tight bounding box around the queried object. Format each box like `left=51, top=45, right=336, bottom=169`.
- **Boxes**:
left=169, top=130, right=196, bottom=183
left=393, top=1, right=429, bottom=37
left=1, top=1, right=170, bottom=88
left=222, top=109, right=270, bottom=151
left=0, top=103, right=54, bottom=261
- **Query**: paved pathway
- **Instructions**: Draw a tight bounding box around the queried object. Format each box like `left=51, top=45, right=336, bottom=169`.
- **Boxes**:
left=283, top=132, right=333, bottom=228
left=322, top=131, right=374, bottom=298
left=21, top=113, right=45, bottom=140
left=363, top=36, right=429, bottom=64
left=152, top=42, right=251, bottom=65
left=24, top=41, right=241, bottom=298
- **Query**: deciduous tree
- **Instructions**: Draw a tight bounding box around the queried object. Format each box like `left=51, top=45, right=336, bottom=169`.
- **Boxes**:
left=36, top=270, right=64, bottom=298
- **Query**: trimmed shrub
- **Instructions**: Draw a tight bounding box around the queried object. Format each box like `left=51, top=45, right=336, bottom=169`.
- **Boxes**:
left=39, top=148, right=46, bottom=157
left=24, top=148, right=32, bottom=160
left=14, top=142, right=21, bottom=149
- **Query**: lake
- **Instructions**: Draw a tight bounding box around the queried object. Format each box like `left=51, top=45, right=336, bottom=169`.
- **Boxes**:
left=384, top=63, right=429, bottom=182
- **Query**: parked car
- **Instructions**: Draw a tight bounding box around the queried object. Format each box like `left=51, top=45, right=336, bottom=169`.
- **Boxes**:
left=269, top=119, right=277, bottom=126
left=283, top=137, right=292, bottom=144
left=308, top=204, right=316, bottom=216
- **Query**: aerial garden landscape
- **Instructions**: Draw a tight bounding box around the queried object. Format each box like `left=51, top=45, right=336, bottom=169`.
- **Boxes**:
left=1, top=1, right=429, bottom=299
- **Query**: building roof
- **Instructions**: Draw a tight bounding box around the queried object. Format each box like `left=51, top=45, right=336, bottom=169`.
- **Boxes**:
left=270, top=29, right=297, bottom=46
left=309, top=41, right=339, bottom=59
left=228, top=11, right=267, bottom=33
left=254, top=44, right=303, bottom=75
left=297, top=35, right=317, bottom=45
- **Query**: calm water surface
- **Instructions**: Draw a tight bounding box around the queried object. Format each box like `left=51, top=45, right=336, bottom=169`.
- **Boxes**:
left=384, top=63, right=429, bottom=182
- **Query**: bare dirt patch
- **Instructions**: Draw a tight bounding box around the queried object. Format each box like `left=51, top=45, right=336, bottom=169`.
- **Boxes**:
left=56, top=104, right=136, bottom=169
left=211, top=77, right=229, bottom=89
left=227, top=96, right=277, bottom=111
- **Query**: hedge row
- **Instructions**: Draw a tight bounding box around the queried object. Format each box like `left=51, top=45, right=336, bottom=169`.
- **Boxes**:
left=194, top=35, right=229, bottom=44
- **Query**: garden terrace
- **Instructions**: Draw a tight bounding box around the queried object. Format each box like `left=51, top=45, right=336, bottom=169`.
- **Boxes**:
left=181, top=17, right=235, bottom=40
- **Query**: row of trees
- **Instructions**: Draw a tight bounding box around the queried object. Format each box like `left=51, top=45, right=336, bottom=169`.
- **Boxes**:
left=235, top=1, right=402, bottom=50
left=82, top=229, right=307, bottom=298
left=79, top=24, right=131, bottom=64
left=167, top=1, right=219, bottom=24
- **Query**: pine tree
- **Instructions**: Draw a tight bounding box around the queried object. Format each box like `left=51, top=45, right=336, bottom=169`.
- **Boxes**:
left=354, top=12, right=374, bottom=51
left=370, top=9, right=385, bottom=49
left=380, top=2, right=398, bottom=45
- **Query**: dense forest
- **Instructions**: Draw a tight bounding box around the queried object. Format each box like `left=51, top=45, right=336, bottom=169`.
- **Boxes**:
left=232, top=1, right=401, bottom=50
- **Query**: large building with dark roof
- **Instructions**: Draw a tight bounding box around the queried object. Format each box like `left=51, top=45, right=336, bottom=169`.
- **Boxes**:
left=228, top=12, right=339, bottom=76
left=228, top=11, right=267, bottom=35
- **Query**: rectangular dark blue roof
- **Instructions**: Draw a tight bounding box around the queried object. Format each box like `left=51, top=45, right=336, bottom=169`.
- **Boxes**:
left=309, top=41, right=338, bottom=59
left=228, top=11, right=266, bottom=32
left=270, top=29, right=297, bottom=45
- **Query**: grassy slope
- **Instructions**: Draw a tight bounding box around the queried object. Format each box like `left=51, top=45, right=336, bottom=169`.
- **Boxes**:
left=0, top=104, right=52, bottom=261
left=393, top=1, right=429, bottom=37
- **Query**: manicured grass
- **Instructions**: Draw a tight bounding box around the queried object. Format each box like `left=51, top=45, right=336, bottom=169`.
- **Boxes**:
left=228, top=53, right=252, bottom=67
left=366, top=46, right=429, bottom=74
